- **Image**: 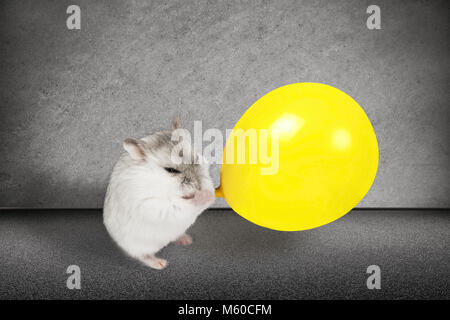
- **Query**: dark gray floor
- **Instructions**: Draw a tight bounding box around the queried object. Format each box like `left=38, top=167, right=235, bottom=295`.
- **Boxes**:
left=0, top=209, right=448, bottom=300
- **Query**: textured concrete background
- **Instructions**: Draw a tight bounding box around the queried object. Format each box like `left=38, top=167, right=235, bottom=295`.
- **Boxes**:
left=0, top=0, right=449, bottom=208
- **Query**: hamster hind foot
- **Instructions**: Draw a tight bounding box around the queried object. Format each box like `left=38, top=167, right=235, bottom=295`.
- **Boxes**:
left=174, top=233, right=193, bottom=246
left=140, top=254, right=168, bottom=270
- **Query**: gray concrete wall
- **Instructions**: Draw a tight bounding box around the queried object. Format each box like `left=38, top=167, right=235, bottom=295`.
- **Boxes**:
left=0, top=0, right=449, bottom=208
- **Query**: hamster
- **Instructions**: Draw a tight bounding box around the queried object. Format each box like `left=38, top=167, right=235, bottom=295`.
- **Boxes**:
left=103, top=117, right=215, bottom=269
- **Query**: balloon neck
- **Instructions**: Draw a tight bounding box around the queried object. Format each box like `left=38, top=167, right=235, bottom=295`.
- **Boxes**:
left=215, top=186, right=224, bottom=198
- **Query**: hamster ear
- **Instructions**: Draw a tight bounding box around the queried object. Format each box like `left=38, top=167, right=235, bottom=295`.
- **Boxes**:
left=123, top=138, right=146, bottom=161
left=172, top=116, right=182, bottom=130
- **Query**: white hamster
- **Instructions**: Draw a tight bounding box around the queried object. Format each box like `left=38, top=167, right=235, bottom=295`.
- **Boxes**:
left=103, top=118, right=215, bottom=269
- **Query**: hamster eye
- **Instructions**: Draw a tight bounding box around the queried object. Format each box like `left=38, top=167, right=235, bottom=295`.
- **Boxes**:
left=164, top=167, right=181, bottom=174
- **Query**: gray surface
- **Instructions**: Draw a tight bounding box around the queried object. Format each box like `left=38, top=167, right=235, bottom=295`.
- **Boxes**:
left=0, top=209, right=448, bottom=299
left=1, top=0, right=449, bottom=208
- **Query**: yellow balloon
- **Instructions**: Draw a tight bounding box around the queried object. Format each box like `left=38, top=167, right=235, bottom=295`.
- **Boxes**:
left=215, top=83, right=378, bottom=231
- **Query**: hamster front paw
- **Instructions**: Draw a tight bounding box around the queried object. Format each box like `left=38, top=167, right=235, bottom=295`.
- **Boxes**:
left=192, top=190, right=215, bottom=207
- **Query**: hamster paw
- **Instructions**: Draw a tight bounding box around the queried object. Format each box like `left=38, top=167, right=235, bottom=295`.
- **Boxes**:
left=193, top=190, right=215, bottom=207
left=142, top=255, right=168, bottom=270
left=175, top=233, right=193, bottom=246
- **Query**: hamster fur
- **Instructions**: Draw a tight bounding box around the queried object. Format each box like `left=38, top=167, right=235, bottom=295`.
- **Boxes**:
left=103, top=118, right=215, bottom=269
